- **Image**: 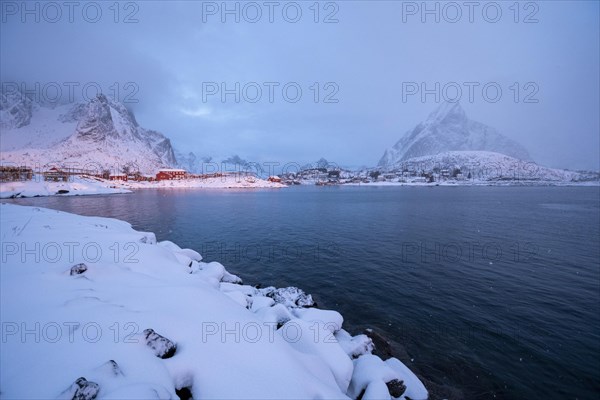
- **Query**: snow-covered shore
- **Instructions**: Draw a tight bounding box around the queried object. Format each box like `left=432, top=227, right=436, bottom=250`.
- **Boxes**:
left=114, top=175, right=285, bottom=190
left=0, top=204, right=427, bottom=400
left=0, top=175, right=284, bottom=199
left=344, top=180, right=600, bottom=187
left=0, top=175, right=131, bottom=199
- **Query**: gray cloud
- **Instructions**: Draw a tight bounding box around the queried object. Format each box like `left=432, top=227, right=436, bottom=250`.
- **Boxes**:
left=1, top=0, right=598, bottom=170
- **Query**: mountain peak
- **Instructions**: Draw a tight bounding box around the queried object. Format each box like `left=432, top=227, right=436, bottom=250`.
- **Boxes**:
left=378, top=102, right=531, bottom=167
left=426, top=101, right=466, bottom=124
left=93, top=93, right=109, bottom=103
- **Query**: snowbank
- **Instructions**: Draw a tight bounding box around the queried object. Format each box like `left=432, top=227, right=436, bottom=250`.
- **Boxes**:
left=0, top=204, right=427, bottom=399
left=0, top=174, right=284, bottom=199
left=0, top=175, right=131, bottom=199
left=114, top=175, right=285, bottom=190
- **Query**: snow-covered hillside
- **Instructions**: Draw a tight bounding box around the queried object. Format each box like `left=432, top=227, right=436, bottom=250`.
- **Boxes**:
left=0, top=91, right=176, bottom=174
left=0, top=204, right=428, bottom=399
left=0, top=92, right=76, bottom=150
left=385, top=150, right=583, bottom=182
left=379, top=102, right=531, bottom=167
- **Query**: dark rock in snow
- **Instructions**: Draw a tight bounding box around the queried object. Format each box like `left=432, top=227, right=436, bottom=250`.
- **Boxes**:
left=356, top=388, right=365, bottom=400
left=175, top=386, right=193, bottom=400
left=386, top=379, right=407, bottom=398
left=69, top=377, right=100, bottom=400
left=363, top=328, right=393, bottom=359
left=265, top=286, right=315, bottom=308
left=276, top=318, right=291, bottom=330
left=56, top=190, right=70, bottom=194
left=143, top=329, right=177, bottom=359
left=70, top=263, right=88, bottom=276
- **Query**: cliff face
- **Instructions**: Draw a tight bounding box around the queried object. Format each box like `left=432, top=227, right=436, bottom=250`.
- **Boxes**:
left=0, top=91, right=178, bottom=174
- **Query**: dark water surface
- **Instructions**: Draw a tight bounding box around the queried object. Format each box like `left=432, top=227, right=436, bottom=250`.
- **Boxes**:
left=6, top=186, right=600, bottom=399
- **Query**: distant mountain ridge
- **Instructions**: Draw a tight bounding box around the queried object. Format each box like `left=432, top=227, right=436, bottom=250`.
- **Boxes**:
left=0, top=90, right=177, bottom=174
left=379, top=102, right=531, bottom=167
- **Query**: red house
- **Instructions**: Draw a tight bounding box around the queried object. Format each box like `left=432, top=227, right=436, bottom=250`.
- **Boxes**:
left=156, top=169, right=187, bottom=181
left=268, top=176, right=282, bottom=183
left=136, top=174, right=155, bottom=182
left=109, top=174, right=128, bottom=181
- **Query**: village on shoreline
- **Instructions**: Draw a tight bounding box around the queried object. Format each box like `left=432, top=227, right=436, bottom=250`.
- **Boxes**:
left=1, top=155, right=599, bottom=199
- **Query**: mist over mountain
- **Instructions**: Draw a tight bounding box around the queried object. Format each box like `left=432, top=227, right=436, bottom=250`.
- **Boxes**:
left=0, top=89, right=33, bottom=129
left=379, top=102, right=532, bottom=168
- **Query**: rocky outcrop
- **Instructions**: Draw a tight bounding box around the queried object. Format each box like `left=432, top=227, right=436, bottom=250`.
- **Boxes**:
left=386, top=379, right=407, bottom=398
left=143, top=329, right=177, bottom=359
left=261, top=286, right=315, bottom=308
left=69, top=263, right=87, bottom=276
left=66, top=377, right=100, bottom=400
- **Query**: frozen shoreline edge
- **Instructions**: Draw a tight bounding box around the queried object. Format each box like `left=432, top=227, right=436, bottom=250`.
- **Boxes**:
left=0, top=175, right=285, bottom=199
left=2, top=177, right=598, bottom=200
left=0, top=203, right=429, bottom=399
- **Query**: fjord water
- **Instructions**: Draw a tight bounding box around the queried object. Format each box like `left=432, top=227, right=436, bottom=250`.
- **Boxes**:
left=9, top=186, right=599, bottom=399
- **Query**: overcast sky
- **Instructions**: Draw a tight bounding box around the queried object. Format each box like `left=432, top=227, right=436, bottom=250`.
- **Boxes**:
left=1, top=0, right=598, bottom=170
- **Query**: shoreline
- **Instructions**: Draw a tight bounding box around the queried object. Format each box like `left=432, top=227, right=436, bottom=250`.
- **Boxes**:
left=0, top=203, right=429, bottom=399
left=0, top=175, right=285, bottom=199
left=2, top=176, right=597, bottom=199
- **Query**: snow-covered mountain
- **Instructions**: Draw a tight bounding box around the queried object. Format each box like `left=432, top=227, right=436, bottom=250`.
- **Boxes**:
left=379, top=102, right=531, bottom=167
left=174, top=150, right=199, bottom=173
left=174, top=152, right=267, bottom=175
left=1, top=90, right=177, bottom=174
